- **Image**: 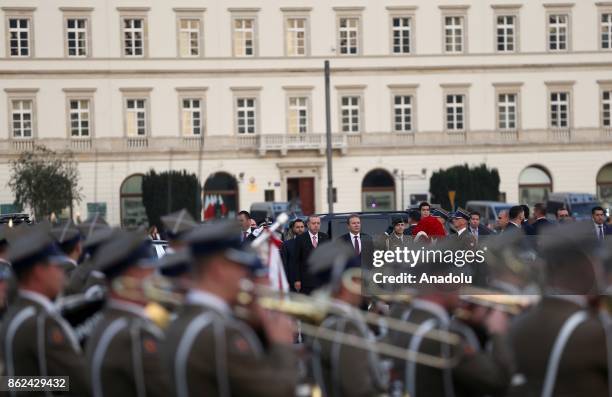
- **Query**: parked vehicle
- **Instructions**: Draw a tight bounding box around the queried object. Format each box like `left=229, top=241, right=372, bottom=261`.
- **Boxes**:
left=316, top=211, right=410, bottom=241
left=0, top=213, right=31, bottom=225
left=466, top=201, right=517, bottom=229
left=546, top=192, right=600, bottom=221
left=250, top=202, right=303, bottom=224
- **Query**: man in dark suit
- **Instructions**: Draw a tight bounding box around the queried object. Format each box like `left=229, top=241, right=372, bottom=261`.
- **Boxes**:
left=521, top=204, right=536, bottom=235
left=468, top=211, right=492, bottom=243
left=592, top=206, right=612, bottom=241
left=504, top=206, right=525, bottom=233
left=294, top=215, right=329, bottom=294
left=532, top=203, right=552, bottom=234
left=237, top=210, right=256, bottom=243
left=336, top=214, right=374, bottom=268
left=280, top=219, right=305, bottom=292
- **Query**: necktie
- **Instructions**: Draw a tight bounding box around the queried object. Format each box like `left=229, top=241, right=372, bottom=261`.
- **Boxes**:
left=243, top=231, right=248, bottom=241
left=354, top=235, right=360, bottom=255
left=312, top=235, right=317, bottom=248
left=599, top=225, right=605, bottom=241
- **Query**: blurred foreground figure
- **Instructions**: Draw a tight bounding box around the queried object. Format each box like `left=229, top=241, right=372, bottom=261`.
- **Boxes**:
left=162, top=221, right=298, bottom=396
left=308, top=241, right=390, bottom=396
left=86, top=231, right=169, bottom=397
left=386, top=240, right=513, bottom=397
left=510, top=223, right=609, bottom=397
left=0, top=225, right=90, bottom=396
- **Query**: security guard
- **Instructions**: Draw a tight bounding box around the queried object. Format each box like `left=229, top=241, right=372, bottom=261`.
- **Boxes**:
left=0, top=225, right=90, bottom=396
left=307, top=241, right=389, bottom=397
left=85, top=231, right=169, bottom=397
left=160, top=209, right=198, bottom=253
left=162, top=221, right=299, bottom=397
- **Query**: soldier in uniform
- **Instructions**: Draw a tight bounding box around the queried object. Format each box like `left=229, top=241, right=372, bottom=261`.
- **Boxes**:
left=0, top=225, right=17, bottom=317
left=162, top=221, right=299, bottom=397
left=50, top=221, right=82, bottom=275
left=450, top=209, right=477, bottom=251
left=386, top=249, right=513, bottom=397
left=509, top=223, right=608, bottom=396
left=63, top=226, right=114, bottom=297
left=307, top=241, right=390, bottom=397
left=85, top=231, right=169, bottom=397
left=0, top=225, right=90, bottom=396
left=386, top=217, right=410, bottom=251
left=160, top=209, right=198, bottom=253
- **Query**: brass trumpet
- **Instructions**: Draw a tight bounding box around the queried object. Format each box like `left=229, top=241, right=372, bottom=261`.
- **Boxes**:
left=238, top=280, right=462, bottom=369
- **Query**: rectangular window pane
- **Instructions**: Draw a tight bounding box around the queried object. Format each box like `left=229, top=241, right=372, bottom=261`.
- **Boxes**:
left=286, top=18, right=307, bottom=56
left=233, top=18, right=255, bottom=57
left=444, top=16, right=464, bottom=53
left=445, top=94, right=466, bottom=130
left=340, top=96, right=360, bottom=132
left=66, top=18, right=88, bottom=57
left=236, top=97, right=256, bottom=134
left=339, top=17, right=359, bottom=55
left=179, top=19, right=200, bottom=57
left=392, top=17, right=411, bottom=54
left=123, top=18, right=145, bottom=57
left=8, top=18, right=30, bottom=57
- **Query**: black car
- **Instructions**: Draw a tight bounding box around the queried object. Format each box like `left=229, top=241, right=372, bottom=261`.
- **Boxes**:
left=316, top=211, right=410, bottom=241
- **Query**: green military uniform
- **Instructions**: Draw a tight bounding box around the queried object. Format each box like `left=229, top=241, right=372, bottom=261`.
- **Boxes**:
left=387, top=299, right=513, bottom=397
left=162, top=221, right=299, bottom=397
left=63, top=227, right=114, bottom=296
left=86, top=300, right=169, bottom=397
left=510, top=297, right=608, bottom=397
left=306, top=241, right=389, bottom=397
left=163, top=290, right=298, bottom=396
left=84, top=231, right=169, bottom=397
left=0, top=227, right=90, bottom=396
left=312, top=302, right=389, bottom=397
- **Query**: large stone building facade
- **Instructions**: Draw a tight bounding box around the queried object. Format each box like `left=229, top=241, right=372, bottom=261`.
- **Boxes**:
left=1, top=0, right=612, bottom=226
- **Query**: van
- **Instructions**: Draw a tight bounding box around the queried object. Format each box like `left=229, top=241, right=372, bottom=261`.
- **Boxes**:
left=250, top=202, right=303, bottom=224
left=546, top=192, right=600, bottom=221
left=465, top=201, right=517, bottom=229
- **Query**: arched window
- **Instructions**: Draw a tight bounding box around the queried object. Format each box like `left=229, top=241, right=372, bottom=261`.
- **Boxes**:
left=518, top=165, right=552, bottom=207
left=120, top=174, right=148, bottom=229
left=361, top=169, right=396, bottom=211
left=203, top=172, right=238, bottom=219
left=597, top=163, right=612, bottom=209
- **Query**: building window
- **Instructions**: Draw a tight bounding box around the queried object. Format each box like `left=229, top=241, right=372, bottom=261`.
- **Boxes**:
left=519, top=166, right=552, bottom=207
left=178, top=19, right=201, bottom=57
left=286, top=18, right=307, bottom=56
left=338, top=17, right=359, bottom=55
left=122, top=18, right=145, bottom=57
left=497, top=93, right=517, bottom=130
left=548, top=14, right=568, bottom=51
left=69, top=99, right=90, bottom=137
left=11, top=99, right=33, bottom=138
left=236, top=97, right=257, bottom=134
left=391, top=17, right=411, bottom=54
left=550, top=91, right=570, bottom=128
left=602, top=13, right=612, bottom=50
left=393, top=95, right=413, bottom=132
left=445, top=94, right=465, bottom=131
left=8, top=18, right=31, bottom=57
left=288, top=96, right=309, bottom=134
left=181, top=98, right=203, bottom=135
left=233, top=18, right=255, bottom=57
left=496, top=15, right=515, bottom=52
left=341, top=96, right=360, bottom=132
left=444, top=16, right=464, bottom=53
left=125, top=99, right=147, bottom=136
left=603, top=91, right=612, bottom=127
left=66, top=18, right=88, bottom=57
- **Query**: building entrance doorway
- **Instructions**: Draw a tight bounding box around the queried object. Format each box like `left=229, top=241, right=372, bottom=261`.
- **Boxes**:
left=287, top=177, right=314, bottom=215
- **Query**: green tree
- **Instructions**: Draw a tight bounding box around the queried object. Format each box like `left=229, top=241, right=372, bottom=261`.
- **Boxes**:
left=141, top=169, right=202, bottom=229
left=429, top=163, right=501, bottom=209
left=8, top=145, right=82, bottom=220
